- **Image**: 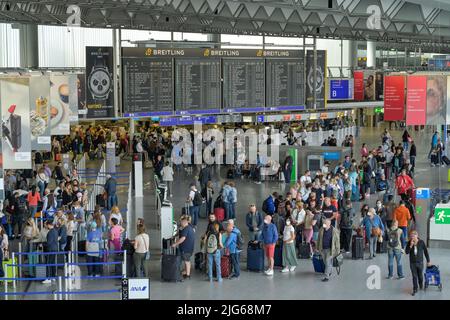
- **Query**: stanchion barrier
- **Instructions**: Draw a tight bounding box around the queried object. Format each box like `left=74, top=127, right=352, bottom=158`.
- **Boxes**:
left=18, top=242, right=22, bottom=278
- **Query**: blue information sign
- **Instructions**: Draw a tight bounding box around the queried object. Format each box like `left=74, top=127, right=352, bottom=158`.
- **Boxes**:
left=328, top=79, right=354, bottom=100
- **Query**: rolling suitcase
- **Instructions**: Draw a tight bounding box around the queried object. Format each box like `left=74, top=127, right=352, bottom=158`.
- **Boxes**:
left=443, top=156, right=450, bottom=166
left=161, top=244, right=182, bottom=282
left=424, top=265, right=443, bottom=291
left=247, top=241, right=264, bottom=272
left=2, top=258, right=18, bottom=283
left=298, top=241, right=312, bottom=259
left=376, top=239, right=388, bottom=254
left=312, top=252, right=325, bottom=273
left=352, top=236, right=364, bottom=260
left=214, top=207, right=225, bottom=222
left=220, top=255, right=232, bottom=278
left=274, top=241, right=283, bottom=268
left=194, top=252, right=205, bottom=271
left=96, top=194, right=106, bottom=208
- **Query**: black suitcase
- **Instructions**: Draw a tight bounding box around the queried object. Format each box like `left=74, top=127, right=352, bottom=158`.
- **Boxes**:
left=78, top=240, right=86, bottom=257
left=443, top=156, right=450, bottom=166
left=227, top=169, right=235, bottom=179
left=298, top=242, right=312, bottom=259
left=376, top=239, right=388, bottom=254
left=352, top=236, right=364, bottom=260
left=161, top=254, right=182, bottom=282
left=274, top=241, right=283, bottom=268
left=194, top=252, right=205, bottom=271
left=96, top=194, right=106, bottom=207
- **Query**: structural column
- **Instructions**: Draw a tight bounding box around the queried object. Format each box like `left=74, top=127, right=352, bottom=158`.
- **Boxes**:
left=348, top=40, right=358, bottom=69
left=366, top=41, right=376, bottom=68
left=19, top=24, right=39, bottom=68
left=207, top=34, right=221, bottom=48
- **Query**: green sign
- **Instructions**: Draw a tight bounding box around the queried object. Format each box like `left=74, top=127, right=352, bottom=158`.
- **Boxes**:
left=374, top=107, right=384, bottom=114
left=434, top=207, right=450, bottom=224
left=416, top=206, right=423, bottom=215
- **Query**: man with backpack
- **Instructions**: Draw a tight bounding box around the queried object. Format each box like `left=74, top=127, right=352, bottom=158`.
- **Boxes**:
left=339, top=200, right=354, bottom=253
left=262, top=193, right=276, bottom=216
left=204, top=221, right=223, bottom=283
left=187, top=183, right=202, bottom=228
left=224, top=220, right=243, bottom=280
left=387, top=220, right=405, bottom=280
left=12, top=192, right=27, bottom=239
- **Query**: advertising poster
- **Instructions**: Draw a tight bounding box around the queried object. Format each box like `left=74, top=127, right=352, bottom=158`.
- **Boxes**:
left=85, top=47, right=114, bottom=118
left=30, top=76, right=51, bottom=151
left=426, top=75, right=447, bottom=126
left=384, top=75, right=405, bottom=121
left=77, top=73, right=87, bottom=119
left=363, top=70, right=376, bottom=101
left=353, top=71, right=364, bottom=101
left=50, top=74, right=71, bottom=135
left=0, top=77, right=32, bottom=169
left=68, top=74, right=79, bottom=124
left=305, top=50, right=327, bottom=109
left=375, top=71, right=384, bottom=100
left=406, top=76, right=427, bottom=126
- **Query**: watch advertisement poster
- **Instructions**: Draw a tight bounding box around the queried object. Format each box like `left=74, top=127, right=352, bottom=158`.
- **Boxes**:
left=305, top=50, right=327, bottom=109
left=30, top=75, right=52, bottom=151
left=85, top=47, right=114, bottom=118
left=0, top=77, right=32, bottom=169
left=77, top=73, right=87, bottom=119
left=49, top=74, right=72, bottom=135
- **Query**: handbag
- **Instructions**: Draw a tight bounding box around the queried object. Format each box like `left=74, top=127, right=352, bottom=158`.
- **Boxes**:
left=86, top=241, right=100, bottom=257
left=370, top=217, right=382, bottom=237
left=332, top=253, right=344, bottom=275
left=143, top=234, right=150, bottom=260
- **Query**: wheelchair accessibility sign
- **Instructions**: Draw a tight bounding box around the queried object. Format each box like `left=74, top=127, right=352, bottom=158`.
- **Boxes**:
left=416, top=188, right=430, bottom=200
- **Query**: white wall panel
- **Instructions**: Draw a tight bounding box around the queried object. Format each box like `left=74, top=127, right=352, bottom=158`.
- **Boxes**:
left=38, top=26, right=113, bottom=68
left=0, top=23, right=21, bottom=68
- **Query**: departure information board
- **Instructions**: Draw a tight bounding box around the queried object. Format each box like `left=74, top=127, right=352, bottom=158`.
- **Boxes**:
left=266, top=58, right=305, bottom=108
left=122, top=57, right=173, bottom=115
left=223, top=59, right=265, bottom=111
left=175, top=58, right=221, bottom=114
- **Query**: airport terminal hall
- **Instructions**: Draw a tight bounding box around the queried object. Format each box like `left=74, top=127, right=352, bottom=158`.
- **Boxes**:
left=2, top=0, right=450, bottom=310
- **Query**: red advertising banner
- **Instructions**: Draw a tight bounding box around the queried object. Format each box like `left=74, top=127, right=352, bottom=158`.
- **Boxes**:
left=406, top=76, right=427, bottom=125
left=384, top=75, right=405, bottom=121
left=354, top=71, right=364, bottom=101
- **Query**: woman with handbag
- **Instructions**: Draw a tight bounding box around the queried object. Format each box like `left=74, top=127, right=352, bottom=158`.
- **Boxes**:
left=362, top=208, right=385, bottom=260
left=133, top=224, right=150, bottom=277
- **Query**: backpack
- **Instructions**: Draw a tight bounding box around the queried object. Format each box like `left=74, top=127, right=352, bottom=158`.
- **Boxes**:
left=206, top=233, right=218, bottom=254
left=236, top=231, right=244, bottom=250
left=17, top=197, right=27, bottom=214
left=377, top=180, right=387, bottom=191
left=35, top=152, right=43, bottom=164
left=388, top=229, right=399, bottom=248
left=193, top=191, right=203, bottom=206
left=262, top=197, right=270, bottom=214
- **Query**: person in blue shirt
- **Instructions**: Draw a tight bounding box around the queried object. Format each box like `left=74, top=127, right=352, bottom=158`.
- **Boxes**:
left=362, top=208, right=385, bottom=260
left=262, top=193, right=276, bottom=216
left=172, top=216, right=196, bottom=280
left=260, top=215, right=279, bottom=276
left=86, top=221, right=104, bottom=277
left=104, top=175, right=118, bottom=210
left=224, top=220, right=242, bottom=279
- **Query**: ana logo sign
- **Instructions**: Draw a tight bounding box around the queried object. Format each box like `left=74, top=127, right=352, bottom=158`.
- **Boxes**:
left=131, top=286, right=147, bottom=292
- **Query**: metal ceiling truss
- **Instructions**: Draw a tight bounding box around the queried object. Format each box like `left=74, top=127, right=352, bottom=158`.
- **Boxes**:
left=1, top=0, right=450, bottom=48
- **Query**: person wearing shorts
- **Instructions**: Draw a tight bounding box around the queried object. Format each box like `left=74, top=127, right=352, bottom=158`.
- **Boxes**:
left=261, top=215, right=278, bottom=276
left=172, top=216, right=196, bottom=280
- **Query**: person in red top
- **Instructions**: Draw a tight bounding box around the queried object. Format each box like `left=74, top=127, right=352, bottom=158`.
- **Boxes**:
left=395, top=169, right=415, bottom=201
left=27, top=185, right=41, bottom=218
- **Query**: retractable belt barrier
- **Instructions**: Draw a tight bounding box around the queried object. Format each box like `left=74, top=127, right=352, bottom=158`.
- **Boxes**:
left=2, top=250, right=127, bottom=300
